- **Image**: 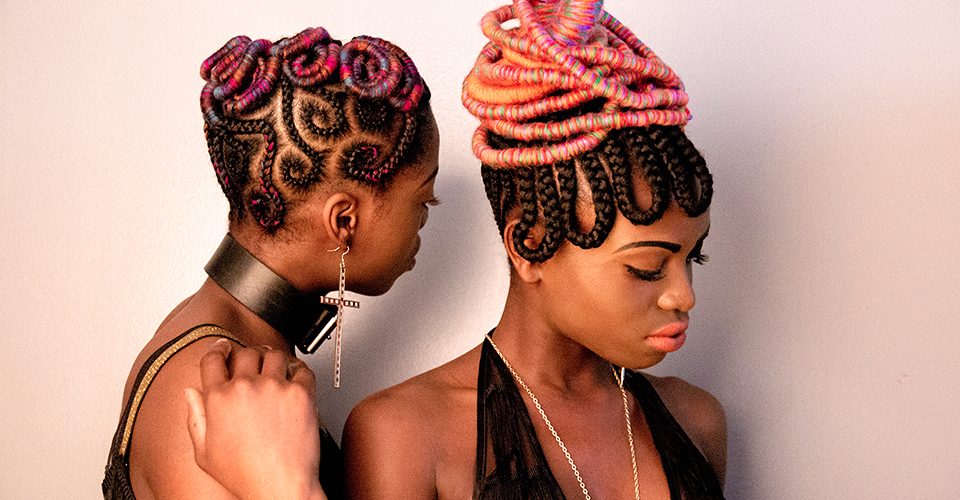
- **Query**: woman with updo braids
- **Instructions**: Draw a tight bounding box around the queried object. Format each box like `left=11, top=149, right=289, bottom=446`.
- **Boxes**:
left=345, top=2, right=724, bottom=497
left=187, top=1, right=726, bottom=498
left=103, top=27, right=438, bottom=500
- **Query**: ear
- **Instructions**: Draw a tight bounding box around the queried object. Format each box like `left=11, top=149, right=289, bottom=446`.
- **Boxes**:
left=320, top=192, right=359, bottom=247
left=502, top=218, right=543, bottom=284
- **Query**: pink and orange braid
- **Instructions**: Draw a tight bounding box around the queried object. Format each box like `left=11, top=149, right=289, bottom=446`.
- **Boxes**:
left=462, top=0, right=690, bottom=168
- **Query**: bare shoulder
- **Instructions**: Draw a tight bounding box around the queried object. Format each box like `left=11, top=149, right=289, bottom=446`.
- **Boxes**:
left=344, top=346, right=481, bottom=498
left=127, top=333, right=238, bottom=498
left=644, top=373, right=728, bottom=484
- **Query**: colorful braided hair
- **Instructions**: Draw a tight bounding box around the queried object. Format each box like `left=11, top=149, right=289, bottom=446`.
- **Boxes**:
left=463, top=0, right=712, bottom=262
left=200, top=27, right=430, bottom=231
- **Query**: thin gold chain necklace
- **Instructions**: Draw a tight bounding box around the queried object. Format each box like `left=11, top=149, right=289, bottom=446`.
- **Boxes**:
left=484, top=334, right=641, bottom=500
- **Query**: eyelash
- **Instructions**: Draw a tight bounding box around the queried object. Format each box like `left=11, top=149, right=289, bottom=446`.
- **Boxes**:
left=425, top=197, right=442, bottom=207
left=689, top=253, right=710, bottom=265
left=625, top=251, right=709, bottom=282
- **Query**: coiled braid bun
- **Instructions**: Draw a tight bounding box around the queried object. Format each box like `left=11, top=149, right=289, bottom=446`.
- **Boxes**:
left=200, top=28, right=431, bottom=231
left=466, top=1, right=712, bottom=263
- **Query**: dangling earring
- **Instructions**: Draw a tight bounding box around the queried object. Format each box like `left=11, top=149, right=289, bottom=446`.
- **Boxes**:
left=321, top=245, right=359, bottom=389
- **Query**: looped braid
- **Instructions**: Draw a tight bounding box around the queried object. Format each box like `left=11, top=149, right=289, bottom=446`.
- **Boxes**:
left=610, top=128, right=670, bottom=225
left=661, top=126, right=712, bottom=216
left=562, top=150, right=616, bottom=248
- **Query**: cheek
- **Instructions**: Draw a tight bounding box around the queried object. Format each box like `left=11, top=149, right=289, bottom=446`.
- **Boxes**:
left=547, top=268, right=662, bottom=349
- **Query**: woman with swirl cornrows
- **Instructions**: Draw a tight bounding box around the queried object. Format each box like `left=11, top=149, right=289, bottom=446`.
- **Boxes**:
left=102, top=27, right=437, bottom=500
left=345, top=1, right=725, bottom=498
left=185, top=1, right=725, bottom=498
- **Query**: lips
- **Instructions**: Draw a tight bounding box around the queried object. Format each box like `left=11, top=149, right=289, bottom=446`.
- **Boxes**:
left=644, top=320, right=689, bottom=353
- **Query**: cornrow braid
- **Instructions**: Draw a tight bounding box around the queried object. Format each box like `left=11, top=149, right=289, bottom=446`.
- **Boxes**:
left=200, top=27, right=431, bottom=230
left=533, top=164, right=565, bottom=260
left=228, top=118, right=283, bottom=230
left=510, top=167, right=547, bottom=262
left=340, top=111, right=420, bottom=185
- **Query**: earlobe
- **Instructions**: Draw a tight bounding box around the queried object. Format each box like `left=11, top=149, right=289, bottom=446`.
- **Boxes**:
left=322, top=193, right=359, bottom=246
left=502, top=219, right=542, bottom=283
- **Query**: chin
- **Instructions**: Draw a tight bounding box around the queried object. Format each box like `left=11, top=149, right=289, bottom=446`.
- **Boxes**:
left=613, top=349, right=667, bottom=371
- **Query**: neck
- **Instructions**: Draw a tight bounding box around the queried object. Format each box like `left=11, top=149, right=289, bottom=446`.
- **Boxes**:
left=491, top=284, right=615, bottom=395
left=185, top=278, right=294, bottom=353
left=204, top=234, right=336, bottom=354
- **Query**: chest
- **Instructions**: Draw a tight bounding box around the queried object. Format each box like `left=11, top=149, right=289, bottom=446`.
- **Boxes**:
left=432, top=391, right=673, bottom=499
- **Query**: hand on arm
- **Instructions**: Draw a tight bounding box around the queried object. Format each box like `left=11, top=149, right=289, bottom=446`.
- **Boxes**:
left=185, top=341, right=326, bottom=500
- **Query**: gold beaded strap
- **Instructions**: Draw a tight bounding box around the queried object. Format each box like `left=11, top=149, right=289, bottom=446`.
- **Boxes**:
left=115, top=325, right=243, bottom=456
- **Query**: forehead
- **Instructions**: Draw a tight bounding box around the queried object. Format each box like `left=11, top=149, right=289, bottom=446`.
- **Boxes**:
left=609, top=205, right=711, bottom=245
left=411, top=110, right=440, bottom=180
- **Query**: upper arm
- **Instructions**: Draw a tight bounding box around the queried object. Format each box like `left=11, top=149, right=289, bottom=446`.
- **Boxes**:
left=128, top=339, right=236, bottom=499
left=649, top=375, right=728, bottom=485
left=342, top=390, right=437, bottom=499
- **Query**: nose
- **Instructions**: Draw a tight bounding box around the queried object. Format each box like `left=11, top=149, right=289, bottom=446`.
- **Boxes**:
left=657, top=266, right=696, bottom=313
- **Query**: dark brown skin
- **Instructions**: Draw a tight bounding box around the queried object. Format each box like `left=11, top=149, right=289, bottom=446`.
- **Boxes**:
left=343, top=205, right=726, bottom=498
left=117, top=111, right=440, bottom=499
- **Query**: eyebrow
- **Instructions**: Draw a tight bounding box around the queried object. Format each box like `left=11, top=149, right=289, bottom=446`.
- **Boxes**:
left=419, top=166, right=439, bottom=188
left=614, top=226, right=711, bottom=254
left=614, top=241, right=681, bottom=253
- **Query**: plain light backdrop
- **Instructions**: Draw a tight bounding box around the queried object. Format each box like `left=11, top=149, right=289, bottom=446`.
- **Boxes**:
left=1, top=1, right=958, bottom=498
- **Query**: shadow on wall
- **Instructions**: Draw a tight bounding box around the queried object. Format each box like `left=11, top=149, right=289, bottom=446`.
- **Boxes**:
left=312, top=172, right=497, bottom=439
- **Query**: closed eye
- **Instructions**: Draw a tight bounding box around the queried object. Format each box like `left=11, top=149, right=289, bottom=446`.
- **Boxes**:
left=626, top=264, right=664, bottom=282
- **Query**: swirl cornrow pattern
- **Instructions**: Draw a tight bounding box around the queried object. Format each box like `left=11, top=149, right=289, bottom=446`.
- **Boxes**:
left=340, top=111, right=420, bottom=185
left=200, top=27, right=430, bottom=229
left=355, top=98, right=395, bottom=132
left=225, top=118, right=284, bottom=229
left=279, top=79, right=331, bottom=191
left=299, top=91, right=349, bottom=140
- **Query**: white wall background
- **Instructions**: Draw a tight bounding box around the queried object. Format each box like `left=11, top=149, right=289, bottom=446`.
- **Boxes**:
left=1, top=1, right=958, bottom=498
